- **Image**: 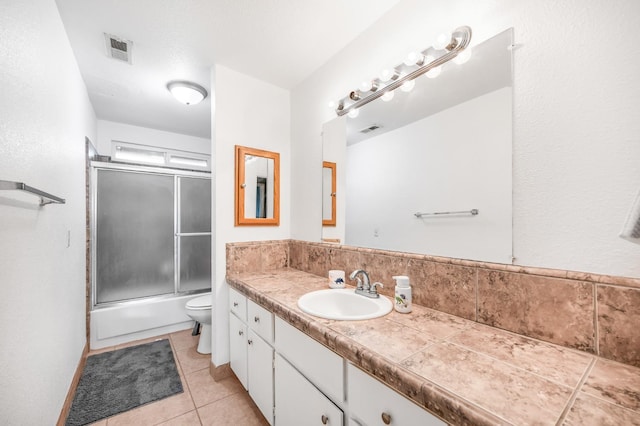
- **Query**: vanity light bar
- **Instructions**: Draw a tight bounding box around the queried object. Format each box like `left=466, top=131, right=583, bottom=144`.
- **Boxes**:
left=335, top=26, right=472, bottom=117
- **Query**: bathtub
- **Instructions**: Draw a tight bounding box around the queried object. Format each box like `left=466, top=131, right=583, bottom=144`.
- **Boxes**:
left=90, top=294, right=205, bottom=349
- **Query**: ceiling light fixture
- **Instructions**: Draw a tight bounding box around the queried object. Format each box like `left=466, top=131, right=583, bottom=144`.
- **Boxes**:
left=334, top=26, right=472, bottom=117
left=166, top=80, right=208, bottom=105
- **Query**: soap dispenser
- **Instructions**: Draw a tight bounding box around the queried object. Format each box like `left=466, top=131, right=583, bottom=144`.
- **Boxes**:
left=392, top=275, right=412, bottom=313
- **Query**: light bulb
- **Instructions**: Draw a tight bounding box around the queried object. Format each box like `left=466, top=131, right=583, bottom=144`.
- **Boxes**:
left=403, top=51, right=423, bottom=66
left=327, top=100, right=336, bottom=109
left=400, top=79, right=415, bottom=92
left=454, top=48, right=472, bottom=64
left=360, top=80, right=373, bottom=92
left=347, top=108, right=360, bottom=118
left=433, top=32, right=452, bottom=50
left=424, top=54, right=435, bottom=64
left=381, top=91, right=395, bottom=102
left=379, top=68, right=397, bottom=82
left=426, top=66, right=441, bottom=78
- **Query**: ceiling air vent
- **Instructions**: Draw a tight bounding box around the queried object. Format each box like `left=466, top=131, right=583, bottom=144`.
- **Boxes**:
left=104, top=33, right=133, bottom=64
left=360, top=124, right=382, bottom=134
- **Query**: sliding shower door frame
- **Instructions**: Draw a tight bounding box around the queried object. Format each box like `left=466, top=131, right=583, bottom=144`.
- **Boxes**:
left=90, top=161, right=212, bottom=309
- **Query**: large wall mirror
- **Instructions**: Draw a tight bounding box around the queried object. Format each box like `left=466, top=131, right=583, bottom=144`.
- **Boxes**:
left=322, top=28, right=513, bottom=264
left=235, top=145, right=280, bottom=226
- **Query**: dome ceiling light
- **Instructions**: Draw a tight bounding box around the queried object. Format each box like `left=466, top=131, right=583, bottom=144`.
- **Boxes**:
left=166, top=80, right=208, bottom=105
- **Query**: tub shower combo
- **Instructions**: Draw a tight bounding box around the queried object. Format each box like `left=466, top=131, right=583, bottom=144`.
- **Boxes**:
left=90, top=161, right=211, bottom=350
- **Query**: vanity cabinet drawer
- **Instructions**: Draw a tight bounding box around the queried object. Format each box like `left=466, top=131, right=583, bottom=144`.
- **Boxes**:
left=275, top=353, right=343, bottom=426
left=275, top=317, right=344, bottom=403
left=229, top=287, right=247, bottom=321
left=248, top=300, right=274, bottom=344
left=348, top=363, right=445, bottom=426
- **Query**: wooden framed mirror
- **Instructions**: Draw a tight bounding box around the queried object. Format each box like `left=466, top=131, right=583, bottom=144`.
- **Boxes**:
left=322, top=161, right=336, bottom=226
left=235, top=145, right=280, bottom=226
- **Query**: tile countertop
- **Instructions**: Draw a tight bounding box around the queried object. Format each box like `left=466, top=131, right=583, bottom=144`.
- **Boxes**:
left=227, top=269, right=640, bottom=426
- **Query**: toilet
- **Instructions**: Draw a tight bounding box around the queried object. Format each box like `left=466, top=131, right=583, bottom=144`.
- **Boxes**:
left=185, top=293, right=212, bottom=354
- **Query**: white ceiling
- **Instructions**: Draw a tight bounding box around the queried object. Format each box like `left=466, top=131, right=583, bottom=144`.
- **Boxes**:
left=55, top=0, right=402, bottom=139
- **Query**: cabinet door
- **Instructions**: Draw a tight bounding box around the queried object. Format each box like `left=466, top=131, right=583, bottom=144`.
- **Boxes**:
left=348, top=363, right=445, bottom=426
left=229, top=314, right=248, bottom=390
left=248, top=330, right=274, bottom=425
left=248, top=300, right=274, bottom=343
left=275, top=354, right=343, bottom=426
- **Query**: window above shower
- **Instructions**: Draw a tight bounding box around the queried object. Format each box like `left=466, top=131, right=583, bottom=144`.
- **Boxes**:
left=110, top=140, right=211, bottom=172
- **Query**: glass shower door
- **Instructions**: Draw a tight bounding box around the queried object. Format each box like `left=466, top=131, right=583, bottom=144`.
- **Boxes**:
left=95, top=169, right=175, bottom=304
left=177, top=176, right=212, bottom=292
left=93, top=166, right=212, bottom=306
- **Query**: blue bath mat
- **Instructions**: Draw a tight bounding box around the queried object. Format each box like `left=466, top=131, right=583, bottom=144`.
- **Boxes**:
left=65, top=339, right=183, bottom=425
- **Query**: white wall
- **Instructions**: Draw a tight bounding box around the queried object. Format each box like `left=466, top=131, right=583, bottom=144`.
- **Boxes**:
left=96, top=119, right=211, bottom=156
left=345, top=88, right=512, bottom=263
left=0, top=0, right=96, bottom=423
left=291, top=0, right=640, bottom=278
left=212, top=65, right=290, bottom=366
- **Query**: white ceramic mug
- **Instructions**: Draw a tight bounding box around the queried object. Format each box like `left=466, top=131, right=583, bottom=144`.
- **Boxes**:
left=328, top=270, right=346, bottom=289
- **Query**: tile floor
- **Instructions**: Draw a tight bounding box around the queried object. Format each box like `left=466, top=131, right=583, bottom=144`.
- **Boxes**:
left=85, top=330, right=269, bottom=425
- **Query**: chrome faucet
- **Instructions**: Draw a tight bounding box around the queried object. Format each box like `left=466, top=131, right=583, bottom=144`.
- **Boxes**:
left=349, top=269, right=383, bottom=298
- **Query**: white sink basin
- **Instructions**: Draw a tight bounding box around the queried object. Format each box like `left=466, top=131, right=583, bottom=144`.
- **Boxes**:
left=297, top=289, right=393, bottom=321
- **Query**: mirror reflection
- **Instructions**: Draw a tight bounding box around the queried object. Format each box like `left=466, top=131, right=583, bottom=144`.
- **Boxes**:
left=323, top=29, right=513, bottom=264
left=322, top=161, right=337, bottom=226
left=235, top=145, right=280, bottom=226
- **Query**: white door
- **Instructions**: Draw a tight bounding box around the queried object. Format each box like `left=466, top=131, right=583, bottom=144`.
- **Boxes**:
left=229, top=313, right=248, bottom=389
left=248, top=330, right=274, bottom=425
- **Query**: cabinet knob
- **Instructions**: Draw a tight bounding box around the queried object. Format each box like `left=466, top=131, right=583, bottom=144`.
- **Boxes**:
left=254, top=316, right=260, bottom=323
left=381, top=412, right=391, bottom=425
left=247, top=339, right=253, bottom=345
left=233, top=302, right=238, bottom=307
left=321, top=414, right=328, bottom=424
left=238, top=330, right=243, bottom=336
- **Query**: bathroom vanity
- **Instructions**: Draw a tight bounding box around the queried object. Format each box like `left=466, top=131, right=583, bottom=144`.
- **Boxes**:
left=227, top=269, right=640, bottom=425
left=229, top=284, right=443, bottom=425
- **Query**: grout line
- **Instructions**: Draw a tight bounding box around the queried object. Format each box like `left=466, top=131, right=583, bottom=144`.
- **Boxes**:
left=474, top=268, right=479, bottom=322
left=554, top=357, right=596, bottom=426
left=594, top=284, right=600, bottom=356
left=444, top=339, right=590, bottom=390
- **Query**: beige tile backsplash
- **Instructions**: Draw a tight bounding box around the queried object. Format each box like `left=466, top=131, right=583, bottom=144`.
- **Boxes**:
left=226, top=239, right=640, bottom=368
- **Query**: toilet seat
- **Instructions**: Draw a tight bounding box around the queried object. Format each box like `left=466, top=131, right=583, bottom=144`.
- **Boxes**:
left=186, top=294, right=212, bottom=310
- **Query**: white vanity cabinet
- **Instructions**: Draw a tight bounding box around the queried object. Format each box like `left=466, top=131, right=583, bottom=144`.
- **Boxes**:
left=228, top=288, right=274, bottom=425
left=229, top=286, right=444, bottom=426
left=348, top=363, right=445, bottom=426
left=275, top=353, right=343, bottom=426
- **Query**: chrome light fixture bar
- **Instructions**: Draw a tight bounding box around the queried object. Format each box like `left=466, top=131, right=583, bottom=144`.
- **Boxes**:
left=335, top=26, right=472, bottom=117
